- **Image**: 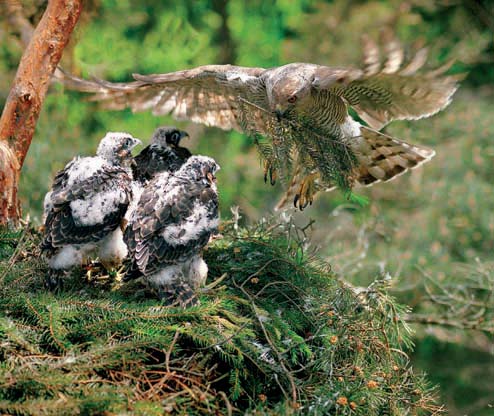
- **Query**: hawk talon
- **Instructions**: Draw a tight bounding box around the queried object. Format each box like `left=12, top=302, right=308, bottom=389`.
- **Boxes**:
left=293, top=173, right=318, bottom=210
left=263, top=161, right=277, bottom=186
left=269, top=169, right=277, bottom=186
left=293, top=193, right=300, bottom=209
left=85, top=261, right=103, bottom=281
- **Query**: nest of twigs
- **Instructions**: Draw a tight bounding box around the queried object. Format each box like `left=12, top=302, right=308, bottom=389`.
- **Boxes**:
left=0, top=219, right=441, bottom=415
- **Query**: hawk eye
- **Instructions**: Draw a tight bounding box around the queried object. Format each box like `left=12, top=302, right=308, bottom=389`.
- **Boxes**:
left=171, top=132, right=180, bottom=143
left=124, top=137, right=133, bottom=146
left=287, top=95, right=297, bottom=104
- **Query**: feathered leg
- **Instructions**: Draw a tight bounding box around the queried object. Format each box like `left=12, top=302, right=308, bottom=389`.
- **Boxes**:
left=98, top=227, right=129, bottom=280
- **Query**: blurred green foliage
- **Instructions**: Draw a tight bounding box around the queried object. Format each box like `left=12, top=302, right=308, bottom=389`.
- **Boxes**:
left=1, top=0, right=493, bottom=414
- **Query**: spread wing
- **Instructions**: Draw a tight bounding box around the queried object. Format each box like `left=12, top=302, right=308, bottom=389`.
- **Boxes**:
left=125, top=175, right=219, bottom=276
left=57, top=65, right=266, bottom=131
left=312, top=30, right=462, bottom=129
left=42, top=165, right=132, bottom=249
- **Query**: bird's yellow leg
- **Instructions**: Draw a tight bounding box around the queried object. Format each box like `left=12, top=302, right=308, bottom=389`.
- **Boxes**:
left=294, top=172, right=320, bottom=210
left=99, top=259, right=126, bottom=282
left=110, top=265, right=127, bottom=291
left=104, top=264, right=126, bottom=282
left=84, top=260, right=102, bottom=282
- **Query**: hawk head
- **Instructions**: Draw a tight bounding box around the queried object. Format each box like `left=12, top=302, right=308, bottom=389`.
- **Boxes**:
left=267, top=64, right=314, bottom=119
left=96, top=132, right=141, bottom=166
left=151, top=126, right=189, bottom=148
left=178, top=155, right=220, bottom=185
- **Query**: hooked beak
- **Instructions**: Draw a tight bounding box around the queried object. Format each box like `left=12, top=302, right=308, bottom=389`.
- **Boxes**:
left=119, top=137, right=141, bottom=159
left=275, top=106, right=286, bottom=121
left=131, top=137, right=142, bottom=149
left=170, top=130, right=189, bottom=147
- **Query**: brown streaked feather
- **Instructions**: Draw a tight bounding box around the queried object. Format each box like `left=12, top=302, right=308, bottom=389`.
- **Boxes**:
left=42, top=166, right=132, bottom=250
left=380, top=29, right=404, bottom=74
left=56, top=65, right=265, bottom=132
left=361, top=34, right=381, bottom=76
left=275, top=126, right=434, bottom=210
left=352, top=126, right=435, bottom=186
left=124, top=174, right=218, bottom=278
left=314, top=31, right=461, bottom=130
left=132, top=145, right=191, bottom=183
left=399, top=47, right=428, bottom=76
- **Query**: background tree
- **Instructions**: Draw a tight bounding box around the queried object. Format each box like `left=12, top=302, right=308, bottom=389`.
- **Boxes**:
left=0, top=0, right=82, bottom=226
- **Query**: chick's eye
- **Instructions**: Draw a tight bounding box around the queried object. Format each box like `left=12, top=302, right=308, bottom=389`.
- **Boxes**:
left=287, top=95, right=297, bottom=104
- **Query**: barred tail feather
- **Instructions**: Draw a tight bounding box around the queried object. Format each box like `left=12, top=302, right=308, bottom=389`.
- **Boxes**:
left=353, top=126, right=435, bottom=187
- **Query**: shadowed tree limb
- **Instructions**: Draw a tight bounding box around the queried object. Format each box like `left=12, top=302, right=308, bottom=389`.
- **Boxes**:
left=0, top=0, right=83, bottom=226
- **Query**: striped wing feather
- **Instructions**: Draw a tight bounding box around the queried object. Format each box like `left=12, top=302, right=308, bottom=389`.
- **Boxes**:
left=58, top=65, right=265, bottom=131
left=314, top=30, right=462, bottom=129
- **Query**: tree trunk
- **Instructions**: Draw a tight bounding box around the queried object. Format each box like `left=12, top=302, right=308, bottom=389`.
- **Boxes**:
left=0, top=0, right=83, bottom=227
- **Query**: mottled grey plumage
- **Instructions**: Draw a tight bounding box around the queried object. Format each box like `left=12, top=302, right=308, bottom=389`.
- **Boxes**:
left=132, top=126, right=191, bottom=184
left=42, top=132, right=141, bottom=288
left=58, top=31, right=460, bottom=208
left=124, top=155, right=220, bottom=307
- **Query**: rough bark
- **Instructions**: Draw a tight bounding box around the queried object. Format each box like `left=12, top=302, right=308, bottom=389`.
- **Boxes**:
left=0, top=142, right=20, bottom=224
left=0, top=0, right=83, bottom=226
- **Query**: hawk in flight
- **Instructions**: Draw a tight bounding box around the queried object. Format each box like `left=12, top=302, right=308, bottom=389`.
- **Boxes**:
left=58, top=30, right=460, bottom=209
left=42, top=132, right=141, bottom=288
left=124, top=155, right=220, bottom=307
